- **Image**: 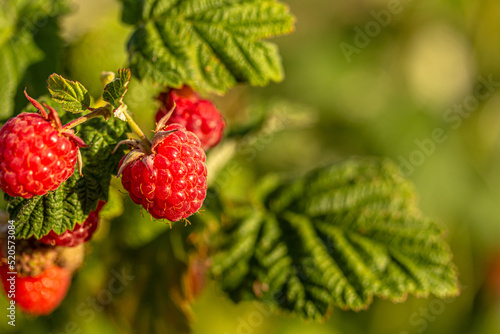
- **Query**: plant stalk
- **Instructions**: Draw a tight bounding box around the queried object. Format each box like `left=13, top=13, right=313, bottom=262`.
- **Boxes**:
left=61, top=107, right=107, bottom=131
left=122, top=109, right=152, bottom=153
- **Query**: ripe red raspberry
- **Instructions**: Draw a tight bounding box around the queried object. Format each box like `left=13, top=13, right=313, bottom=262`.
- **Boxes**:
left=40, top=200, right=106, bottom=247
left=155, top=86, right=225, bottom=150
left=0, top=263, right=71, bottom=315
left=0, top=91, right=85, bottom=199
left=117, top=122, right=207, bottom=222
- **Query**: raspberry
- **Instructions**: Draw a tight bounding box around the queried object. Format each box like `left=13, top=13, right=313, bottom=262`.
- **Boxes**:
left=0, top=91, right=85, bottom=199
left=117, top=122, right=207, bottom=222
left=155, top=86, right=225, bottom=150
left=0, top=263, right=71, bottom=315
left=40, top=200, right=106, bottom=247
left=487, top=251, right=500, bottom=298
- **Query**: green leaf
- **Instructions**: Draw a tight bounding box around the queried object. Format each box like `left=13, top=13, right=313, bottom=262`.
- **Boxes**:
left=6, top=101, right=129, bottom=239
left=7, top=174, right=88, bottom=239
left=0, top=0, right=70, bottom=119
left=0, top=37, right=43, bottom=119
left=102, top=68, right=132, bottom=111
left=47, top=73, right=91, bottom=113
left=211, top=158, right=460, bottom=320
left=122, top=0, right=295, bottom=94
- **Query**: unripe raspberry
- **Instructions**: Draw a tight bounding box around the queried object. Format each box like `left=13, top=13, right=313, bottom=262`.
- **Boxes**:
left=118, top=123, right=207, bottom=222
left=0, top=91, right=85, bottom=198
left=155, top=86, right=225, bottom=150
left=40, top=200, right=106, bottom=247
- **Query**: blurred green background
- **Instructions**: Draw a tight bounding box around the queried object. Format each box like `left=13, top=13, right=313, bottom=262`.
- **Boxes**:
left=1, top=0, right=500, bottom=333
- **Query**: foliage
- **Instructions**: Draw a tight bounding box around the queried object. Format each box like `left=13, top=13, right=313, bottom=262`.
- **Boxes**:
left=212, top=159, right=459, bottom=320
left=47, top=74, right=91, bottom=112
left=121, top=0, right=295, bottom=94
left=0, top=0, right=69, bottom=119
left=0, top=0, right=471, bottom=333
left=102, top=68, right=131, bottom=111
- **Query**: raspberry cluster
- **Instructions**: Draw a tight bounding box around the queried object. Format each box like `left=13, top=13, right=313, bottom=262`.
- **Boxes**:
left=0, top=83, right=217, bottom=316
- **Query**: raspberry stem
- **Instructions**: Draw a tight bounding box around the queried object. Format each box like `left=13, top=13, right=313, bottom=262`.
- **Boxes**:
left=61, top=101, right=152, bottom=154
left=122, top=109, right=152, bottom=153
left=62, top=107, right=111, bottom=131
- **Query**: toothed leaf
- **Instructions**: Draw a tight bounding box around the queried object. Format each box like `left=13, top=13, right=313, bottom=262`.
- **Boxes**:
left=121, top=0, right=295, bottom=94
left=0, top=0, right=69, bottom=118
left=211, top=158, right=460, bottom=321
left=102, top=68, right=132, bottom=111
left=47, top=73, right=91, bottom=113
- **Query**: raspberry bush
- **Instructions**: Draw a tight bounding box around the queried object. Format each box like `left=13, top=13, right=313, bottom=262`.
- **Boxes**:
left=0, top=0, right=461, bottom=333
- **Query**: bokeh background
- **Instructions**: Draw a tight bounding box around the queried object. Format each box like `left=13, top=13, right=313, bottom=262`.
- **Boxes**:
left=1, top=0, right=500, bottom=333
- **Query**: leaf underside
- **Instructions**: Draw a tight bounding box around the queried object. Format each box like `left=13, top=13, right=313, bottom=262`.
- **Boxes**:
left=122, top=0, right=295, bottom=94
left=211, top=158, right=460, bottom=320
